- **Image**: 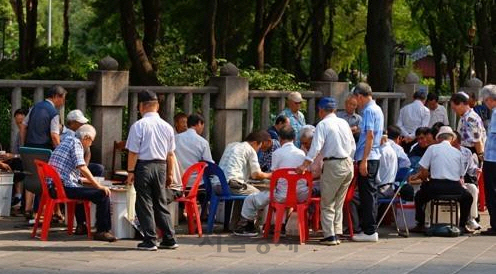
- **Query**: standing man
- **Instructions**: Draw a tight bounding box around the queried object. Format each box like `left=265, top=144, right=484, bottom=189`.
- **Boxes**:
left=280, top=92, right=306, bottom=147
left=450, top=92, right=486, bottom=162
left=337, top=95, right=362, bottom=142
left=297, top=97, right=355, bottom=245
left=397, top=91, right=430, bottom=150
left=126, top=90, right=178, bottom=251
left=481, top=85, right=496, bottom=235
left=351, top=83, right=384, bottom=242
left=20, top=85, right=67, bottom=149
left=426, top=93, right=449, bottom=127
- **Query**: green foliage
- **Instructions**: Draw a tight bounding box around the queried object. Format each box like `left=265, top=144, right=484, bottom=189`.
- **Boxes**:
left=240, top=67, right=309, bottom=91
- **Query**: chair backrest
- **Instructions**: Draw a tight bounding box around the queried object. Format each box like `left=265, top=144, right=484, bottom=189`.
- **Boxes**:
left=269, top=168, right=313, bottom=207
left=395, top=167, right=412, bottom=182
left=344, top=164, right=359, bottom=204
left=34, top=160, right=69, bottom=200
left=397, top=168, right=415, bottom=187
left=20, top=147, right=52, bottom=195
left=182, top=162, right=208, bottom=199
left=202, top=161, right=233, bottom=197
left=111, top=141, right=128, bottom=173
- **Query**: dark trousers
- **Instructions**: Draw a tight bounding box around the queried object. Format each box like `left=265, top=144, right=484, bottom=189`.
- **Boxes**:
left=357, top=160, right=380, bottom=235
left=134, top=161, right=175, bottom=244
left=65, top=187, right=111, bottom=232
left=414, top=179, right=473, bottom=226
left=88, top=163, right=105, bottom=177
left=483, top=161, right=496, bottom=229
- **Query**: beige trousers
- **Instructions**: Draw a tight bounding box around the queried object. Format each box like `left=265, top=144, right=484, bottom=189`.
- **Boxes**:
left=320, top=158, right=354, bottom=237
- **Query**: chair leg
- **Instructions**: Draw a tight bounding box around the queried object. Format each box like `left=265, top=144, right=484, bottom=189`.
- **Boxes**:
left=313, top=202, right=320, bottom=233
left=224, top=200, right=233, bottom=232
left=40, top=200, right=55, bottom=241
left=399, top=201, right=409, bottom=237
left=193, top=201, right=203, bottom=237
left=430, top=201, right=435, bottom=226
left=185, top=203, right=195, bottom=235
left=66, top=202, right=76, bottom=235
left=84, top=201, right=92, bottom=238
left=207, top=197, right=219, bottom=234
left=297, top=207, right=308, bottom=244
left=345, top=204, right=354, bottom=239
left=449, top=201, right=454, bottom=228
left=263, top=207, right=273, bottom=239
left=273, top=207, right=285, bottom=244
left=31, top=196, right=47, bottom=238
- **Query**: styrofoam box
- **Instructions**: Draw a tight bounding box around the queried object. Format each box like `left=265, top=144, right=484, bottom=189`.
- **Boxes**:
left=0, top=173, right=14, bottom=217
left=395, top=202, right=416, bottom=230
left=425, top=201, right=460, bottom=227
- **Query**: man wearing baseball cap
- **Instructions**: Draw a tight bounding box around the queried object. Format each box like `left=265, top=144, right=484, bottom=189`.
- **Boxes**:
left=280, top=91, right=306, bottom=147
left=61, top=109, right=89, bottom=141
left=297, top=97, right=355, bottom=245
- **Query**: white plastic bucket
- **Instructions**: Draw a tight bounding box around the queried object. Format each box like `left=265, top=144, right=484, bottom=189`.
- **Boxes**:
left=0, top=173, right=14, bottom=216
left=110, top=186, right=135, bottom=239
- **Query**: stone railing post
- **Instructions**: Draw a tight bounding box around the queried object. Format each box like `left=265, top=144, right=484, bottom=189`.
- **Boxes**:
left=394, top=72, right=425, bottom=106
left=310, top=69, right=350, bottom=111
left=460, top=78, right=483, bottom=98
left=208, top=63, right=248, bottom=162
left=88, top=56, right=129, bottom=174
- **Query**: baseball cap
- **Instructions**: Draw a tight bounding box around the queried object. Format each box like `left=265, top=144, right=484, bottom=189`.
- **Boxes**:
left=138, top=89, right=158, bottom=103
left=317, top=97, right=337, bottom=110
left=66, top=109, right=89, bottom=124
left=288, top=92, right=303, bottom=103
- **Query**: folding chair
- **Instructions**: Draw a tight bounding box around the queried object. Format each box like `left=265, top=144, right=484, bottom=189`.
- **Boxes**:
left=376, top=168, right=414, bottom=237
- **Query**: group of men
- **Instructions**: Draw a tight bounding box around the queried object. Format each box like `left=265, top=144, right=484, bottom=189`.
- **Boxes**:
left=4, top=80, right=496, bottom=251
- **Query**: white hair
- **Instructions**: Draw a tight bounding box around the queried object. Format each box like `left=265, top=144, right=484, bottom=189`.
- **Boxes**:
left=75, top=124, right=96, bottom=140
left=299, top=125, right=315, bottom=139
left=480, top=85, right=496, bottom=101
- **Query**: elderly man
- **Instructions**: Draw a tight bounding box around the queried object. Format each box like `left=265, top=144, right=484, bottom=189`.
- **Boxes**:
left=49, top=124, right=116, bottom=242
left=173, top=112, right=188, bottom=134
left=376, top=135, right=398, bottom=199
left=481, top=85, right=496, bottom=235
left=126, top=90, right=178, bottom=251
left=451, top=92, right=486, bottom=163
left=280, top=92, right=306, bottom=147
left=351, top=82, right=384, bottom=242
left=234, top=126, right=308, bottom=236
left=397, top=91, right=430, bottom=149
left=215, top=130, right=272, bottom=195
left=426, top=93, right=449, bottom=127
left=297, top=97, right=355, bottom=245
left=337, top=95, right=362, bottom=142
left=267, top=115, right=290, bottom=140
left=299, top=125, right=324, bottom=194
left=259, top=115, right=288, bottom=172
left=386, top=125, right=411, bottom=169
left=409, top=126, right=473, bottom=233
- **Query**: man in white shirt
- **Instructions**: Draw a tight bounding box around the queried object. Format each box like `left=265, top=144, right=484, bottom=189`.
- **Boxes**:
left=377, top=135, right=398, bottom=198
left=234, top=126, right=309, bottom=236
left=409, top=126, right=473, bottom=232
left=215, top=130, right=272, bottom=195
left=175, top=113, right=213, bottom=187
left=297, top=97, right=355, bottom=245
left=386, top=125, right=411, bottom=169
left=397, top=91, right=430, bottom=146
left=426, top=93, right=449, bottom=127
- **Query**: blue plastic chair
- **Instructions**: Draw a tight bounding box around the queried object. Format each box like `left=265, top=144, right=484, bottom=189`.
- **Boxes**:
left=202, top=161, right=248, bottom=233
left=377, top=168, right=414, bottom=237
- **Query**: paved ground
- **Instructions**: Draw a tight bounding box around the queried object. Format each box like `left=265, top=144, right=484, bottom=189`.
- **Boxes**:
left=0, top=213, right=495, bottom=274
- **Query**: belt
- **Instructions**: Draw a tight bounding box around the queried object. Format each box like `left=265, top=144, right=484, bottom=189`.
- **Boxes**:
left=137, top=159, right=167, bottom=164
left=323, top=157, right=347, bottom=161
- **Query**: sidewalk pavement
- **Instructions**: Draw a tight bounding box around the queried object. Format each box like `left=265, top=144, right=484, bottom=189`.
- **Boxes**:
left=0, top=213, right=495, bottom=274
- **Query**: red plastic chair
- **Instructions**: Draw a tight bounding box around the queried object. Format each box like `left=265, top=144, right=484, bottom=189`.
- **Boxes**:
left=175, top=162, right=208, bottom=237
left=343, top=164, right=359, bottom=239
left=31, top=160, right=92, bottom=241
left=478, top=170, right=485, bottom=212
left=263, top=168, right=313, bottom=244
left=310, top=164, right=358, bottom=236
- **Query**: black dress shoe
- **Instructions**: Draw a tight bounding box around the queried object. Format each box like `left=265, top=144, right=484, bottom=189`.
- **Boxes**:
left=481, top=228, right=496, bottom=236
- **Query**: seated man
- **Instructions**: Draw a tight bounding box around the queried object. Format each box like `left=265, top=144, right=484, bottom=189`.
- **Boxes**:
left=452, top=131, right=481, bottom=231
left=299, top=125, right=323, bottom=195
left=234, top=126, right=308, bottom=236
left=409, top=126, right=473, bottom=233
left=408, top=127, right=436, bottom=171
left=386, top=125, right=411, bottom=169
left=214, top=130, right=272, bottom=195
left=173, top=112, right=188, bottom=134
left=48, top=124, right=116, bottom=242
left=259, top=115, right=288, bottom=172
left=377, top=135, right=398, bottom=199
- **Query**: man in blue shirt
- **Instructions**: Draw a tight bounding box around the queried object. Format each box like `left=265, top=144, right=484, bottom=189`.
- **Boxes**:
left=280, top=92, right=306, bottom=147
left=351, top=82, right=384, bottom=242
left=481, top=85, right=496, bottom=235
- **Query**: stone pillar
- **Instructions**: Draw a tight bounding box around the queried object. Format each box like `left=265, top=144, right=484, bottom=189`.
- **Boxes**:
left=460, top=77, right=483, bottom=99
left=208, top=63, right=248, bottom=162
left=394, top=72, right=426, bottom=106
left=88, top=56, right=129, bottom=174
left=310, top=69, right=350, bottom=111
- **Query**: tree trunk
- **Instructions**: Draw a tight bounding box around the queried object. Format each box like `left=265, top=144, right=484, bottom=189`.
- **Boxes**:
left=310, top=0, right=325, bottom=80
left=475, top=1, right=496, bottom=84
left=474, top=41, right=486, bottom=83
left=252, top=0, right=290, bottom=70
left=62, top=0, right=70, bottom=62
left=365, top=0, right=395, bottom=92
left=141, top=0, right=160, bottom=58
left=11, top=0, right=27, bottom=71
left=25, top=0, right=38, bottom=70
left=119, top=0, right=159, bottom=85
left=206, top=0, right=218, bottom=75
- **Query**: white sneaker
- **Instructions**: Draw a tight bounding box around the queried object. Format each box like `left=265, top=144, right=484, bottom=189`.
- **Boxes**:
left=352, top=232, right=379, bottom=242
left=466, top=219, right=481, bottom=231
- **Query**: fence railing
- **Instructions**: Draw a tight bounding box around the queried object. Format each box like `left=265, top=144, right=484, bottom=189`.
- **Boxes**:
left=0, top=79, right=94, bottom=151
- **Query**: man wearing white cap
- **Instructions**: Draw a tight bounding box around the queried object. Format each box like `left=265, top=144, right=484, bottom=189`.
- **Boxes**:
left=409, top=126, right=473, bottom=232
left=280, top=91, right=306, bottom=147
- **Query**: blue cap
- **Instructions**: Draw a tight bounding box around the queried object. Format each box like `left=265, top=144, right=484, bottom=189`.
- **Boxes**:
left=318, top=97, right=337, bottom=110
